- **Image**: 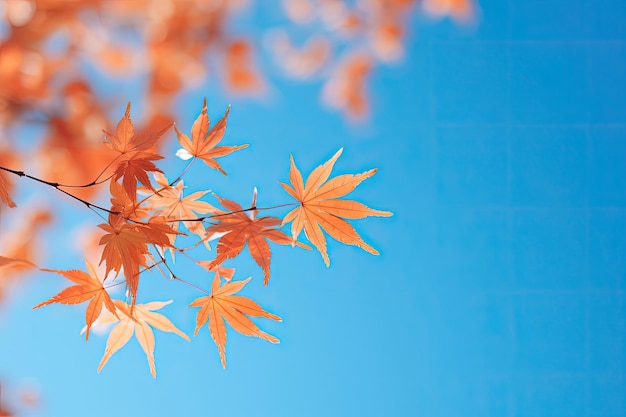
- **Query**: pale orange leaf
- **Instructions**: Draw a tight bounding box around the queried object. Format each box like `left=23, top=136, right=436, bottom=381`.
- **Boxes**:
left=189, top=276, right=281, bottom=368
left=97, top=300, right=189, bottom=377
left=280, top=148, right=392, bottom=266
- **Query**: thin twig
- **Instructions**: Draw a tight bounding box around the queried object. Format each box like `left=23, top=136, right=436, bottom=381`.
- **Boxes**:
left=0, top=166, right=120, bottom=215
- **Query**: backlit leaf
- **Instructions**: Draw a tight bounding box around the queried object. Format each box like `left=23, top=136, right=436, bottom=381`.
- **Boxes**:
left=189, top=276, right=281, bottom=368
left=34, top=259, right=118, bottom=341
left=280, top=148, right=392, bottom=266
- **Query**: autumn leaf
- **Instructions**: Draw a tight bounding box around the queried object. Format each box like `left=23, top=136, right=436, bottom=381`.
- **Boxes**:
left=109, top=179, right=150, bottom=221
left=33, top=259, right=118, bottom=341
left=174, top=98, right=248, bottom=174
left=103, top=103, right=172, bottom=200
left=95, top=300, right=189, bottom=377
left=143, top=172, right=218, bottom=240
left=189, top=276, right=281, bottom=368
left=98, top=214, right=178, bottom=306
left=280, top=148, right=392, bottom=266
left=112, top=156, right=164, bottom=202
left=206, top=189, right=310, bottom=285
left=98, top=215, right=150, bottom=305
left=103, top=102, right=169, bottom=155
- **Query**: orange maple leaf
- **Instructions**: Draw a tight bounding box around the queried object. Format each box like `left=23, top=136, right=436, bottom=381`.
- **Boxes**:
left=206, top=189, right=310, bottom=285
left=98, top=215, right=150, bottom=305
left=189, top=276, right=281, bottom=368
left=108, top=179, right=149, bottom=221
left=280, top=148, right=392, bottom=266
left=98, top=214, right=177, bottom=306
left=113, top=156, right=164, bottom=201
left=174, top=98, right=248, bottom=174
left=94, top=300, right=189, bottom=377
left=33, top=259, right=118, bottom=341
left=143, top=172, right=218, bottom=240
left=103, top=103, right=171, bottom=200
left=103, top=102, right=170, bottom=155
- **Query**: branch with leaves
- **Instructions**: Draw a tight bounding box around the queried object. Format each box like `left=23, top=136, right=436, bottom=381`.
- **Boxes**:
left=0, top=100, right=392, bottom=377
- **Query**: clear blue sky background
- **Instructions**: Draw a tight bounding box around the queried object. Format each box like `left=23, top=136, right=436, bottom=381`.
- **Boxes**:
left=2, top=1, right=626, bottom=416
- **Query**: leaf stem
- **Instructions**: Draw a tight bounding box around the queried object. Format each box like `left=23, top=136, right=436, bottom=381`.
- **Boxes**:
left=183, top=202, right=299, bottom=223
left=134, top=158, right=195, bottom=208
left=153, top=248, right=210, bottom=294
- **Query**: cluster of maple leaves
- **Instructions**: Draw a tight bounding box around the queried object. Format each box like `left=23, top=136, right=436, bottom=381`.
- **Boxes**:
left=0, top=99, right=391, bottom=375
left=0, top=0, right=475, bottom=395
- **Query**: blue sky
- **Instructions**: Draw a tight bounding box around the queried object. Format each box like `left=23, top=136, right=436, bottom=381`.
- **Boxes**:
left=2, top=1, right=626, bottom=416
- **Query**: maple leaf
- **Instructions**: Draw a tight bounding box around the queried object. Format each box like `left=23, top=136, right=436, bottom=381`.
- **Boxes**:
left=95, top=300, right=189, bottom=377
left=103, top=103, right=172, bottom=200
left=174, top=98, right=248, bottom=174
left=98, top=215, right=150, bottom=305
left=189, top=276, right=281, bottom=368
left=109, top=179, right=150, bottom=221
left=143, top=172, right=217, bottom=240
left=33, top=259, right=118, bottom=341
left=206, top=189, right=310, bottom=285
left=112, top=155, right=164, bottom=201
left=98, top=214, right=179, bottom=306
left=280, top=148, right=392, bottom=266
left=104, top=102, right=169, bottom=155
